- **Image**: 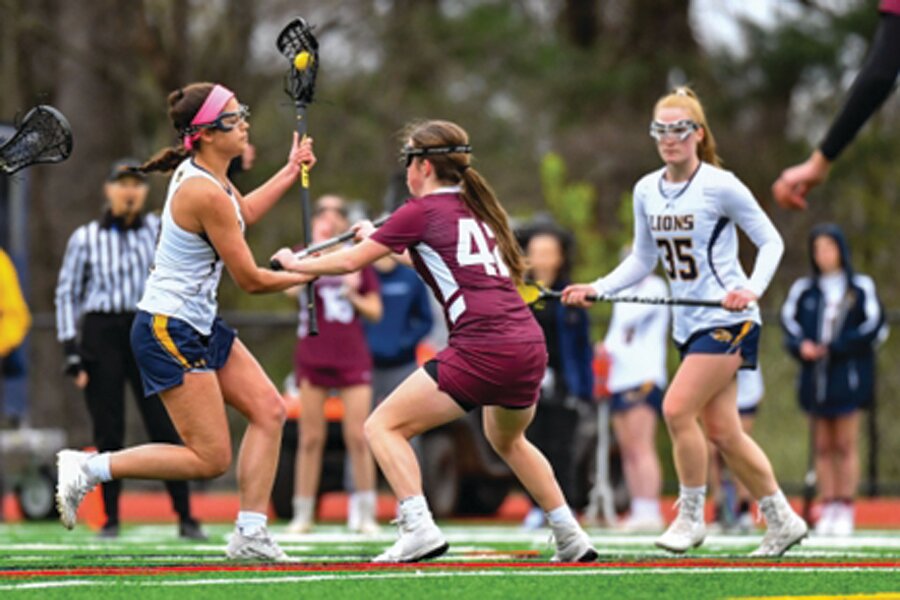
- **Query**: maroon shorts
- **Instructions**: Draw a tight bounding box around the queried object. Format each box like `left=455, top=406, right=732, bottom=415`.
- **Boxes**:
left=296, top=363, right=372, bottom=389
left=427, top=342, right=547, bottom=411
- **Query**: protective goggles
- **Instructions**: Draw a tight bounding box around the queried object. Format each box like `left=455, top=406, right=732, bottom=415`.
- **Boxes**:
left=181, top=104, right=250, bottom=139
left=400, top=144, right=472, bottom=168
left=649, top=119, right=699, bottom=142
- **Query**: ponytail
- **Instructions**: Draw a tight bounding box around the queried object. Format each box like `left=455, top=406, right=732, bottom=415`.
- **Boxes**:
left=139, top=82, right=216, bottom=174
left=655, top=86, right=722, bottom=167
left=405, top=120, right=527, bottom=285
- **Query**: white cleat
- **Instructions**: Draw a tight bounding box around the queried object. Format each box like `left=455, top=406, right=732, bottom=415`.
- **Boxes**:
left=373, top=518, right=448, bottom=563
left=751, top=511, right=808, bottom=557
left=55, top=450, right=98, bottom=530
left=551, top=526, right=598, bottom=562
left=655, top=515, right=706, bottom=554
left=226, top=527, right=289, bottom=561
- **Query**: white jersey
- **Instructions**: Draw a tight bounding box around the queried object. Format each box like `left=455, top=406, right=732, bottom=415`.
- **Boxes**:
left=604, top=275, right=670, bottom=393
left=737, top=367, right=764, bottom=411
left=594, top=162, right=783, bottom=344
left=137, top=159, right=245, bottom=335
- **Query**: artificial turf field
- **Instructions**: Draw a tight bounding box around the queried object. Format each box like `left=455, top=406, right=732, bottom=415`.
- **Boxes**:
left=1, top=523, right=899, bottom=599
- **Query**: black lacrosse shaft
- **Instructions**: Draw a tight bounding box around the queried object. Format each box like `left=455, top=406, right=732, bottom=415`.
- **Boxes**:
left=295, top=104, right=318, bottom=336
left=270, top=214, right=390, bottom=270
left=543, top=289, right=723, bottom=308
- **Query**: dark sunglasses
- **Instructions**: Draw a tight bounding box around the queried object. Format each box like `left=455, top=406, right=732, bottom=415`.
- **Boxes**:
left=399, top=144, right=472, bottom=168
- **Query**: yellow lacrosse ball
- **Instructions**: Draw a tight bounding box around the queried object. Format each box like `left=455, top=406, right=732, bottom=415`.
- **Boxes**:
left=293, top=51, right=313, bottom=71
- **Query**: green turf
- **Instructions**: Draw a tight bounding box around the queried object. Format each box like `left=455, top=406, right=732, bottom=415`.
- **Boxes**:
left=1, top=522, right=898, bottom=599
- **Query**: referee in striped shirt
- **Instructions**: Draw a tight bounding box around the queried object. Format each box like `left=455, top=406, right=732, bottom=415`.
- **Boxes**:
left=54, top=158, right=205, bottom=539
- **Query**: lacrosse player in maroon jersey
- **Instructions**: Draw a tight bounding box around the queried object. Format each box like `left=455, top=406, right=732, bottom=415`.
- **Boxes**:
left=272, top=120, right=597, bottom=564
left=287, top=198, right=383, bottom=535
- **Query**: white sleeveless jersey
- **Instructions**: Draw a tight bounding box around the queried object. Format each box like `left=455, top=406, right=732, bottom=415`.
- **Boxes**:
left=137, top=159, right=245, bottom=335
left=598, top=163, right=783, bottom=345
left=604, top=275, right=670, bottom=393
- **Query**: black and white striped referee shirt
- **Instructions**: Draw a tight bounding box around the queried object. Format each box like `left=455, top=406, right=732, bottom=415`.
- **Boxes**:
left=54, top=211, right=159, bottom=342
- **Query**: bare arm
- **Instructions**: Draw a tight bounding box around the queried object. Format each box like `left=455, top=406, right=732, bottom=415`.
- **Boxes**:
left=272, top=238, right=393, bottom=277
left=238, top=133, right=316, bottom=226
left=188, top=181, right=314, bottom=293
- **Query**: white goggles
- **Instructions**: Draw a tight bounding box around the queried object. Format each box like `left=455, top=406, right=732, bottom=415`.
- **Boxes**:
left=649, top=119, right=699, bottom=142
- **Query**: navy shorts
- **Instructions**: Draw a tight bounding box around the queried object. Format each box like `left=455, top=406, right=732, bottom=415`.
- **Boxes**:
left=677, top=321, right=760, bottom=370
left=610, top=383, right=664, bottom=414
left=131, top=311, right=236, bottom=397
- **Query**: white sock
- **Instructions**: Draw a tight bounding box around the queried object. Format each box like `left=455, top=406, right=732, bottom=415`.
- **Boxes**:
left=399, top=495, right=431, bottom=528
left=759, top=489, right=789, bottom=509
left=292, top=496, right=314, bottom=523
left=236, top=511, right=267, bottom=536
left=357, top=490, right=377, bottom=517
left=631, top=497, right=661, bottom=520
left=546, top=505, right=577, bottom=527
left=84, top=453, right=112, bottom=483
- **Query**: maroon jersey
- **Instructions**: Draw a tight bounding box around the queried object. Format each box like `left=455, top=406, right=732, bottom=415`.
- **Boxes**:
left=295, top=266, right=379, bottom=371
left=881, top=0, right=900, bottom=15
left=371, top=191, right=543, bottom=350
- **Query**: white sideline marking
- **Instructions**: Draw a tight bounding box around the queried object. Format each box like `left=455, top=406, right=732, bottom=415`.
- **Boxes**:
left=1, top=567, right=899, bottom=591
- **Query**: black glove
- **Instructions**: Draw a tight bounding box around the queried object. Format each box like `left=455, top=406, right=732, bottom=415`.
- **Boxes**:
left=62, top=338, right=84, bottom=377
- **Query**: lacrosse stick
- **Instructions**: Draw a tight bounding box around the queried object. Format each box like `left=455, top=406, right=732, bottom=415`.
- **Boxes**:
left=0, top=105, right=73, bottom=174
left=277, top=17, right=320, bottom=334
left=517, top=279, right=752, bottom=309
left=583, top=400, right=617, bottom=527
left=270, top=214, right=390, bottom=270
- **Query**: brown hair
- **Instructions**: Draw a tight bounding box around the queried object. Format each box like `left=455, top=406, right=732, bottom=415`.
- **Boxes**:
left=139, top=82, right=215, bottom=174
left=404, top=120, right=527, bottom=285
left=654, top=86, right=722, bottom=167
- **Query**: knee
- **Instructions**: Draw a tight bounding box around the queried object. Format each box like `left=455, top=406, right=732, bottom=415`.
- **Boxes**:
left=706, top=424, right=739, bottom=455
left=254, top=389, right=286, bottom=432
left=833, top=439, right=857, bottom=460
left=299, top=422, right=327, bottom=453
left=195, top=445, right=232, bottom=478
left=662, top=397, right=692, bottom=430
left=363, top=415, right=383, bottom=446
left=485, top=429, right=517, bottom=457
left=344, top=424, right=367, bottom=454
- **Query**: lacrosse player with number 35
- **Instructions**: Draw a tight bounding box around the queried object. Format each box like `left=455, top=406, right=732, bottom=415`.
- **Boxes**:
left=563, top=87, right=808, bottom=558
left=272, top=120, right=597, bottom=564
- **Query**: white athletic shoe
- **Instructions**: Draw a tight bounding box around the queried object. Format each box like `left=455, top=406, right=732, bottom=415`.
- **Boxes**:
left=285, top=517, right=313, bottom=535
left=55, top=450, right=98, bottom=530
left=751, top=500, right=808, bottom=557
left=656, top=494, right=706, bottom=553
left=617, top=514, right=665, bottom=533
left=830, top=504, right=854, bottom=537
left=655, top=515, right=706, bottom=553
left=226, top=526, right=289, bottom=561
left=814, top=503, right=836, bottom=536
left=550, top=525, right=598, bottom=562
left=373, top=518, right=448, bottom=563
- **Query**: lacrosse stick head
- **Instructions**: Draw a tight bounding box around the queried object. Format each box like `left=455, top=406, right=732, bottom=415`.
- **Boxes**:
left=277, top=17, right=320, bottom=108
left=0, top=105, right=73, bottom=174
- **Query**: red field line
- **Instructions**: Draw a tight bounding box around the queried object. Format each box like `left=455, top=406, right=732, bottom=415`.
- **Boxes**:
left=2, top=559, right=899, bottom=579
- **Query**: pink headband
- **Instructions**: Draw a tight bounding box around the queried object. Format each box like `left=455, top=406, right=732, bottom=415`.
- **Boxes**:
left=183, top=84, right=236, bottom=150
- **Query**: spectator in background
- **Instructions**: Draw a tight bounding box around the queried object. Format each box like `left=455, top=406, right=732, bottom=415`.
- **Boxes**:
left=287, top=195, right=383, bottom=535
left=781, top=223, right=887, bottom=536
left=604, top=266, right=670, bottom=532
left=53, top=159, right=205, bottom=540
left=0, top=247, right=31, bottom=428
left=517, top=223, right=593, bottom=530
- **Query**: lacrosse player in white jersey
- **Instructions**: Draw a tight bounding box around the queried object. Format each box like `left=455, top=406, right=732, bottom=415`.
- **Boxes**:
left=563, top=87, right=807, bottom=557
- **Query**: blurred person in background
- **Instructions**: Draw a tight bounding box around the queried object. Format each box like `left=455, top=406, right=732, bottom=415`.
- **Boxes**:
left=772, top=1, right=900, bottom=210
left=603, top=263, right=669, bottom=533
left=53, top=159, right=206, bottom=540
left=781, top=223, right=887, bottom=536
left=517, top=222, right=593, bottom=530
left=287, top=195, right=383, bottom=535
left=0, top=247, right=31, bottom=429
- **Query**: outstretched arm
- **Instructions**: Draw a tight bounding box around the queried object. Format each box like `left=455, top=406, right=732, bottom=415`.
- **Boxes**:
left=272, top=238, right=393, bottom=277
left=773, top=13, right=900, bottom=210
